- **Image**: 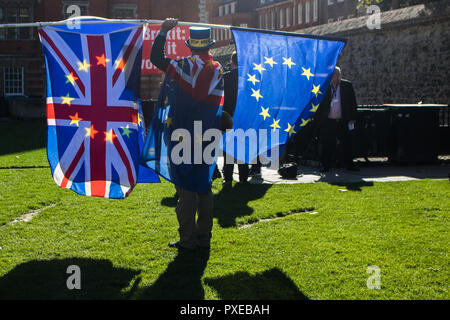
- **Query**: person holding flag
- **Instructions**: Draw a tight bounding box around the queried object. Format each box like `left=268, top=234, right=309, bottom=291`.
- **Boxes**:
left=145, top=18, right=231, bottom=251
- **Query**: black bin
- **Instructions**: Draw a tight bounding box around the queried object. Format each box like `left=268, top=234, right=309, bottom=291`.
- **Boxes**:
left=386, top=104, right=447, bottom=163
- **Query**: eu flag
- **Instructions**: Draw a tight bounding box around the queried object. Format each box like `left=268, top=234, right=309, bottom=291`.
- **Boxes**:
left=222, top=28, right=346, bottom=165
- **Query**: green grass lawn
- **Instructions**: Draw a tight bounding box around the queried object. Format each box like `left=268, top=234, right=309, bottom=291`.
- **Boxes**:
left=0, top=120, right=448, bottom=300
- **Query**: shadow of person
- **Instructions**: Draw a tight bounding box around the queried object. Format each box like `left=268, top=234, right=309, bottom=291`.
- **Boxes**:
left=0, top=258, right=140, bottom=300
left=204, top=268, right=308, bottom=300
left=138, top=249, right=210, bottom=300
left=329, top=181, right=374, bottom=191
left=213, top=183, right=272, bottom=228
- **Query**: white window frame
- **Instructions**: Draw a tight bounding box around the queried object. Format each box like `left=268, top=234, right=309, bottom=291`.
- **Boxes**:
left=305, top=1, right=310, bottom=24
left=224, top=4, right=230, bottom=15
left=231, top=2, right=236, bottom=14
left=260, top=14, right=264, bottom=28
left=265, top=12, right=269, bottom=29
left=328, top=0, right=334, bottom=5
left=3, top=67, right=24, bottom=96
left=218, top=6, right=223, bottom=17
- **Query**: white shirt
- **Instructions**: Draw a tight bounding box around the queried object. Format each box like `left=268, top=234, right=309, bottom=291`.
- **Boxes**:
left=328, top=84, right=342, bottom=120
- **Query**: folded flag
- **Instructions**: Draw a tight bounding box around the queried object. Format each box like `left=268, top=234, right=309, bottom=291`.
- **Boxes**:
left=39, top=17, right=159, bottom=199
left=141, top=54, right=224, bottom=193
left=222, top=28, right=347, bottom=165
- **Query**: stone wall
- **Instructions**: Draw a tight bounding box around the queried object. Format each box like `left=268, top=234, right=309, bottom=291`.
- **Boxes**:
left=211, top=1, right=450, bottom=105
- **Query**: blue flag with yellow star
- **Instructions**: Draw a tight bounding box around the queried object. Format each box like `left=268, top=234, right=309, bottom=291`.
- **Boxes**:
left=222, top=28, right=346, bottom=164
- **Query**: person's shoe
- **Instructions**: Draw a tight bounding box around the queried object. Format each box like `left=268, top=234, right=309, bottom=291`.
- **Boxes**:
left=168, top=241, right=196, bottom=251
left=249, top=167, right=261, bottom=176
left=319, top=167, right=329, bottom=173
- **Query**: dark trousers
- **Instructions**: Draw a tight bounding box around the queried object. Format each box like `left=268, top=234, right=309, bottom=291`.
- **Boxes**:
left=223, top=163, right=249, bottom=183
left=320, top=118, right=354, bottom=169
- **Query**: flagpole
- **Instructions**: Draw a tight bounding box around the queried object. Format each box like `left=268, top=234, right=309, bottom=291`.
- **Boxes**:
left=0, top=18, right=232, bottom=29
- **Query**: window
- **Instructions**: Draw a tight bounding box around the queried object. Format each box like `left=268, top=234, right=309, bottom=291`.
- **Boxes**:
left=218, top=6, right=223, bottom=17
left=328, top=18, right=334, bottom=23
left=231, top=2, right=236, bottom=14
left=3, top=67, right=24, bottom=96
left=348, top=14, right=354, bottom=19
left=313, top=0, right=318, bottom=22
left=112, top=4, right=137, bottom=19
left=337, top=0, right=344, bottom=2
left=279, top=9, right=284, bottom=29
left=337, top=16, right=344, bottom=21
left=5, top=7, right=32, bottom=40
left=265, top=12, right=269, bottom=29
left=224, top=4, right=230, bottom=15
left=328, top=0, right=334, bottom=5
left=260, top=14, right=264, bottom=28
left=305, top=1, right=310, bottom=24
left=297, top=3, right=302, bottom=24
left=286, top=7, right=291, bottom=27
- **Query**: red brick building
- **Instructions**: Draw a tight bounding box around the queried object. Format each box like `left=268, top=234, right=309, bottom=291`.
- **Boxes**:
left=0, top=0, right=201, bottom=104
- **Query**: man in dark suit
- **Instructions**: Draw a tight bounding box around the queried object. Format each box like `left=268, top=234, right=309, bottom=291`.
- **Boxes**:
left=222, top=51, right=249, bottom=186
left=316, top=66, right=359, bottom=172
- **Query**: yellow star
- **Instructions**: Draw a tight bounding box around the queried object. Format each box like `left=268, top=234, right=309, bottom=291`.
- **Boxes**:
left=96, top=54, right=110, bottom=67
left=137, top=114, right=142, bottom=127
left=264, top=56, right=277, bottom=68
left=85, top=125, right=98, bottom=139
left=301, top=67, right=314, bottom=80
left=114, top=58, right=125, bottom=71
left=259, top=106, right=271, bottom=121
left=190, top=56, right=197, bottom=64
left=164, top=116, right=172, bottom=127
left=61, top=93, right=75, bottom=106
left=311, top=84, right=322, bottom=97
left=251, top=88, right=263, bottom=102
left=247, top=74, right=260, bottom=86
left=253, top=63, right=266, bottom=75
left=310, top=103, right=319, bottom=113
left=300, top=118, right=310, bottom=127
left=180, top=60, right=185, bottom=68
left=65, top=72, right=79, bottom=86
left=164, top=96, right=169, bottom=106
left=69, top=112, right=82, bottom=127
left=104, top=129, right=116, bottom=143
left=77, top=59, right=90, bottom=72
left=282, top=57, right=296, bottom=69
left=270, top=118, right=281, bottom=131
left=284, top=123, right=297, bottom=137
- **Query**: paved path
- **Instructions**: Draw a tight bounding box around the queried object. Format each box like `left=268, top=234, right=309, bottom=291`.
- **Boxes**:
left=216, top=157, right=450, bottom=185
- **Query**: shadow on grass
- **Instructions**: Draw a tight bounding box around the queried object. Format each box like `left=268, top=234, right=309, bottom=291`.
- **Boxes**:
left=204, top=268, right=308, bottom=300
left=137, top=249, right=210, bottom=300
left=161, top=183, right=272, bottom=228
left=0, top=120, right=47, bottom=156
left=329, top=181, right=374, bottom=191
left=213, top=183, right=272, bottom=228
left=0, top=258, right=140, bottom=300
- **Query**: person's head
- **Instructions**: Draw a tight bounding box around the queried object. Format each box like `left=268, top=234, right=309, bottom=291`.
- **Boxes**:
left=331, top=66, right=342, bottom=87
left=230, top=51, right=237, bottom=69
left=185, top=27, right=215, bottom=54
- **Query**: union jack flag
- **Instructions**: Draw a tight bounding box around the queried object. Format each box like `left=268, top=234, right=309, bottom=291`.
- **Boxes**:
left=39, top=18, right=159, bottom=199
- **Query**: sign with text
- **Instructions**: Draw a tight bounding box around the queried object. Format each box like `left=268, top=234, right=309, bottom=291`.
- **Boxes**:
left=141, top=24, right=191, bottom=75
